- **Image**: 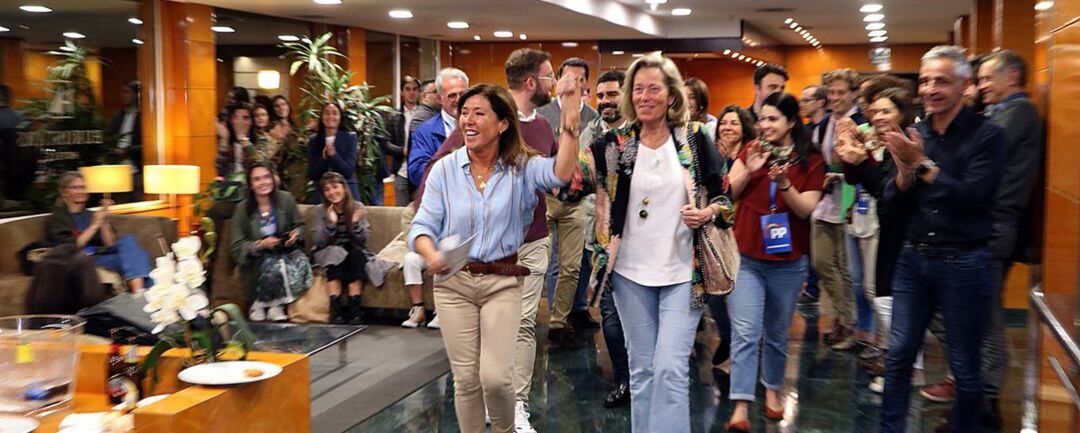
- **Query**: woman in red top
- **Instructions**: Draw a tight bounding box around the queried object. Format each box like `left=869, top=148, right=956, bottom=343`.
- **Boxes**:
left=722, top=92, right=826, bottom=432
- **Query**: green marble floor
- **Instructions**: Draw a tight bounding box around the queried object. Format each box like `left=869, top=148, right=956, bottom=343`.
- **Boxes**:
left=348, top=304, right=1029, bottom=433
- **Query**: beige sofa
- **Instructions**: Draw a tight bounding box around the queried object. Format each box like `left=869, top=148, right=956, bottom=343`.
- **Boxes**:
left=209, top=205, right=434, bottom=312
left=0, top=213, right=178, bottom=318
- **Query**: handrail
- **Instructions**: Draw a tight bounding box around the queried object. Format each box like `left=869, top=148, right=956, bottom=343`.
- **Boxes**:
left=1030, top=290, right=1080, bottom=368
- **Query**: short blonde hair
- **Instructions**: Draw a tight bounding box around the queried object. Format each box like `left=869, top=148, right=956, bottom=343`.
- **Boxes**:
left=621, top=52, right=689, bottom=128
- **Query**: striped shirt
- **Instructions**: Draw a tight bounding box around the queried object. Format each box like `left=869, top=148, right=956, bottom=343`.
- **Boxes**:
left=407, top=146, right=566, bottom=262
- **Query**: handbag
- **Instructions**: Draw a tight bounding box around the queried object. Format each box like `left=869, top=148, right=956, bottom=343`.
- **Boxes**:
left=287, top=276, right=329, bottom=323
left=683, top=125, right=740, bottom=296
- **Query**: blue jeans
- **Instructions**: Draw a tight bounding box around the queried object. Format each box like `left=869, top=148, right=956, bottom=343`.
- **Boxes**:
left=600, top=285, right=629, bottom=384
left=611, top=272, right=701, bottom=433
left=92, top=234, right=152, bottom=282
left=880, top=245, right=991, bottom=433
left=727, top=255, right=809, bottom=401
left=845, top=233, right=874, bottom=333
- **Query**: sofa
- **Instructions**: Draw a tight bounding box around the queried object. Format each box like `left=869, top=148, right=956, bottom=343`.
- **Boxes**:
left=0, top=213, right=178, bottom=318
left=209, top=205, right=434, bottom=313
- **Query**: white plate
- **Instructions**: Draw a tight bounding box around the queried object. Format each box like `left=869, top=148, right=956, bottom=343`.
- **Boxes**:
left=177, top=361, right=282, bottom=386
left=0, top=415, right=39, bottom=433
left=135, top=394, right=171, bottom=409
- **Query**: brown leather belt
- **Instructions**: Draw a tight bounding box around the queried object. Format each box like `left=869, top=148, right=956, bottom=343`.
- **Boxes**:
left=463, top=254, right=530, bottom=276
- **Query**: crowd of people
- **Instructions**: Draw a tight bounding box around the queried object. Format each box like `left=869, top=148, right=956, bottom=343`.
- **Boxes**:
left=18, top=42, right=1043, bottom=433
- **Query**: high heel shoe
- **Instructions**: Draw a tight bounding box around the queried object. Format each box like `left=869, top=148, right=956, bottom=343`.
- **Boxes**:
left=723, top=419, right=750, bottom=432
left=765, top=404, right=785, bottom=420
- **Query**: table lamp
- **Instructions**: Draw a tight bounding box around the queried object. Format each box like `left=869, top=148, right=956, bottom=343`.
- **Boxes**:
left=78, top=165, right=133, bottom=200
left=144, top=165, right=201, bottom=234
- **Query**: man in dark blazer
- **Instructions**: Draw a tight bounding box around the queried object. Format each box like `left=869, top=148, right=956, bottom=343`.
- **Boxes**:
left=107, top=81, right=142, bottom=198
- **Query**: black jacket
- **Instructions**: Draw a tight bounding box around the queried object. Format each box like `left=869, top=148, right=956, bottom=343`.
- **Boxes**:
left=987, top=94, right=1044, bottom=262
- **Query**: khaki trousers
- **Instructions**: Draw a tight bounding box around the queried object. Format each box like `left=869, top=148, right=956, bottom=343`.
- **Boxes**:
left=545, top=196, right=585, bottom=329
left=513, top=236, right=550, bottom=405
left=435, top=271, right=523, bottom=433
left=811, top=219, right=854, bottom=327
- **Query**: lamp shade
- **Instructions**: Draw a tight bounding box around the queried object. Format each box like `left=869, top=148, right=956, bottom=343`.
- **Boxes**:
left=78, top=165, right=133, bottom=193
left=143, top=165, right=201, bottom=195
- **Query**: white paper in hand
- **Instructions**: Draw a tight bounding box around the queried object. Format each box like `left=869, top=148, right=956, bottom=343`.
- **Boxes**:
left=435, top=233, right=478, bottom=283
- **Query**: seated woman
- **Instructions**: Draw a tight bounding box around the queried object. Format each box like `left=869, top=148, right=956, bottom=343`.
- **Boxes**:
left=311, top=171, right=392, bottom=325
left=25, top=243, right=107, bottom=314
left=229, top=161, right=312, bottom=321
left=307, top=102, right=359, bottom=203
left=46, top=171, right=152, bottom=293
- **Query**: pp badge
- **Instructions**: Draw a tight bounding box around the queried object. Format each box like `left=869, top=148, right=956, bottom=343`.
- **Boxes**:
left=761, top=181, right=793, bottom=255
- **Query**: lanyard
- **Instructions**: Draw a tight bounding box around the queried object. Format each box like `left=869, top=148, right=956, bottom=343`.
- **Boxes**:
left=769, top=181, right=778, bottom=213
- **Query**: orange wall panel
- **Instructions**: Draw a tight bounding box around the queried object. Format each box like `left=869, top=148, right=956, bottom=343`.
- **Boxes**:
left=785, top=44, right=934, bottom=98
left=100, top=47, right=139, bottom=121
left=672, top=57, right=756, bottom=114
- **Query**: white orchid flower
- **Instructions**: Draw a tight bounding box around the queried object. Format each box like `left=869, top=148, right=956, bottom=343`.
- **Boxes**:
left=171, top=237, right=201, bottom=260
left=175, top=258, right=206, bottom=289
left=178, top=290, right=210, bottom=321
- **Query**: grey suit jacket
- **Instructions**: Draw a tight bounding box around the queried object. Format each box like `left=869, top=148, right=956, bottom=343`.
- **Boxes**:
left=537, top=99, right=600, bottom=136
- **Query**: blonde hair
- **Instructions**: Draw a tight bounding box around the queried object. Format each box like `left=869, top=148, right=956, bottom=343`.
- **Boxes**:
left=621, top=52, right=689, bottom=128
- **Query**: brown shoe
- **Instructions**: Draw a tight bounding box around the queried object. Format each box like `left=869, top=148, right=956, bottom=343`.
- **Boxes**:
left=920, top=377, right=956, bottom=403
left=824, top=324, right=853, bottom=346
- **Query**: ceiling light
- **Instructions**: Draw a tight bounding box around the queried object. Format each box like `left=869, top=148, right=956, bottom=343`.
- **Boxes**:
left=723, top=49, right=731, bottom=55
left=860, top=4, right=884, bottom=13
left=388, top=10, right=413, bottom=19
left=447, top=21, right=469, bottom=29
left=211, top=26, right=235, bottom=33
left=19, top=5, right=52, bottom=13
left=794, top=26, right=802, bottom=32
left=278, top=35, right=300, bottom=42
left=313, top=0, right=342, bottom=4
left=63, top=32, right=85, bottom=39
left=612, top=50, right=625, bottom=55
left=519, top=33, right=527, bottom=40
left=562, top=42, right=579, bottom=47
left=473, top=35, right=481, bottom=40
left=128, top=18, right=143, bottom=25
left=864, top=14, right=884, bottom=22
left=730, top=51, right=738, bottom=58
left=59, top=45, right=74, bottom=52
left=865, top=22, right=885, bottom=30
left=1035, top=1, right=1053, bottom=10
left=868, top=30, right=887, bottom=37
left=46, top=50, right=64, bottom=55
left=132, top=38, right=144, bottom=45
left=784, top=18, right=794, bottom=24
left=645, top=0, right=667, bottom=10
left=737, top=54, right=745, bottom=60
left=632, top=53, right=645, bottom=57
left=0, top=26, right=9, bottom=32
left=493, top=30, right=513, bottom=38
left=870, top=36, right=888, bottom=42
left=672, top=8, right=692, bottom=16
left=789, top=22, right=798, bottom=29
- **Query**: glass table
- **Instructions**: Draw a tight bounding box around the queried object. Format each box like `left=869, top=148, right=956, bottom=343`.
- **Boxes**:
left=248, top=322, right=366, bottom=381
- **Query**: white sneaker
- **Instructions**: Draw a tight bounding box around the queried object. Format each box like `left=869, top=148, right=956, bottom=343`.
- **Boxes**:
left=869, top=376, right=885, bottom=394
left=485, top=409, right=491, bottom=425
left=267, top=305, right=288, bottom=322
left=514, top=401, right=536, bottom=433
left=401, top=305, right=426, bottom=328
left=427, top=314, right=441, bottom=329
left=249, top=306, right=266, bottom=321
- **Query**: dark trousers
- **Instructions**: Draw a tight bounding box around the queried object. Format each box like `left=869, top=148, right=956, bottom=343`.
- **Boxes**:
left=880, top=245, right=991, bottom=433
left=326, top=246, right=367, bottom=285
left=600, top=286, right=629, bottom=384
left=574, top=249, right=592, bottom=312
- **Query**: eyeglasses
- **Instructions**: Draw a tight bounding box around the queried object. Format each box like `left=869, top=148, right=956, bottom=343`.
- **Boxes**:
left=534, top=75, right=556, bottom=83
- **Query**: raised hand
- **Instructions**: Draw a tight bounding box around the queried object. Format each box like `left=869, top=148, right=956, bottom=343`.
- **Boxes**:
left=745, top=141, right=769, bottom=172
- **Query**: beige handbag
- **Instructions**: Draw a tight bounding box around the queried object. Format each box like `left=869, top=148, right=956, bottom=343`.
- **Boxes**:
left=287, top=275, right=329, bottom=323
left=684, top=126, right=740, bottom=296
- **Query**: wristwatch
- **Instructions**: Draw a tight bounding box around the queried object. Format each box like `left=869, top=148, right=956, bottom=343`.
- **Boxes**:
left=915, top=159, right=937, bottom=177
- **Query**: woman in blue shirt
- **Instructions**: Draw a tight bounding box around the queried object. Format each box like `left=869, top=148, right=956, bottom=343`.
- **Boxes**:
left=408, top=79, right=581, bottom=433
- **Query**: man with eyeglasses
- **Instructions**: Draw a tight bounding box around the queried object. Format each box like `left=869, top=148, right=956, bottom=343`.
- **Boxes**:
left=878, top=45, right=1006, bottom=433
left=800, top=85, right=828, bottom=142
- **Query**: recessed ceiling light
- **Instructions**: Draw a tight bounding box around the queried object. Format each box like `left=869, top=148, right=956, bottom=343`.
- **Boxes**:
left=784, top=18, right=794, bottom=24
left=19, top=5, right=52, bottom=13
left=794, top=26, right=802, bottom=32
left=63, top=32, right=85, bottom=39
left=865, top=22, right=885, bottom=30
left=519, top=33, right=527, bottom=40
left=313, top=0, right=342, bottom=4
left=1035, top=1, right=1053, bottom=10
left=493, top=30, right=513, bottom=38
left=473, top=35, right=481, bottom=41
left=731, top=51, right=739, bottom=58
left=562, top=42, right=579, bottom=47
left=860, top=4, right=884, bottom=13
left=632, top=53, right=645, bottom=57
left=868, top=30, right=887, bottom=37
left=789, top=22, right=798, bottom=29
left=132, top=38, right=144, bottom=45
left=388, top=10, right=413, bottom=19
left=278, top=35, right=300, bottom=42
left=864, top=14, right=885, bottom=22
left=870, top=36, right=888, bottom=42
left=723, top=49, right=731, bottom=55
left=59, top=45, right=74, bottom=52
left=0, top=26, right=9, bottom=32
left=737, top=54, right=745, bottom=60
left=447, top=21, right=469, bottom=29
left=672, top=8, right=692, bottom=16
left=211, top=26, right=235, bottom=33
left=612, top=50, right=625, bottom=55
left=128, top=17, right=143, bottom=25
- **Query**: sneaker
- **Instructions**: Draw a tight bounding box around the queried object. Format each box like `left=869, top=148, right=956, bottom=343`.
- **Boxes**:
left=919, top=377, right=956, bottom=403
left=797, top=290, right=819, bottom=305
left=401, top=305, right=426, bottom=328
left=427, top=314, right=441, bottom=329
left=485, top=409, right=491, bottom=425
left=267, top=305, right=288, bottom=322
left=869, top=376, right=885, bottom=394
left=249, top=306, right=266, bottom=321
left=514, top=401, right=536, bottom=433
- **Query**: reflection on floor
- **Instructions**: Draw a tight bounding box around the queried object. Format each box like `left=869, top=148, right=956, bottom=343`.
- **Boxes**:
left=349, top=302, right=1029, bottom=433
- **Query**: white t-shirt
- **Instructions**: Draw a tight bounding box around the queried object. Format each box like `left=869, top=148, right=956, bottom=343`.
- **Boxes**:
left=613, top=135, right=693, bottom=286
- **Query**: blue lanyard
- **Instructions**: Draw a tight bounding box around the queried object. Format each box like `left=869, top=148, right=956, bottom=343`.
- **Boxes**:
left=769, top=181, right=778, bottom=213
